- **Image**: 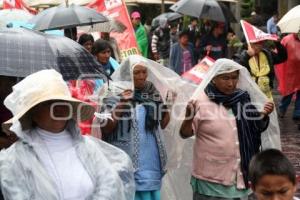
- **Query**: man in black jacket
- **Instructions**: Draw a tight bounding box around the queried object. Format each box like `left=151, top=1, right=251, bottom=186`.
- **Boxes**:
left=199, top=22, right=227, bottom=60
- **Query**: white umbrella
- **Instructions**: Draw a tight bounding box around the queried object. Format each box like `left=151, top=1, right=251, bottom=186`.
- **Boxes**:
left=277, top=5, right=300, bottom=33
left=0, top=9, right=33, bottom=28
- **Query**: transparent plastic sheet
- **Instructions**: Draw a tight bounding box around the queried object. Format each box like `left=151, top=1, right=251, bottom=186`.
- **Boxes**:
left=98, top=56, right=280, bottom=200
left=190, top=58, right=281, bottom=150
left=0, top=119, right=135, bottom=200
left=97, top=55, right=197, bottom=200
left=162, top=59, right=281, bottom=200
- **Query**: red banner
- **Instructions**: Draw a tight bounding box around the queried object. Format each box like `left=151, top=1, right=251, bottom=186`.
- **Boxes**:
left=182, top=56, right=215, bottom=84
left=87, top=0, right=139, bottom=59
left=240, top=20, right=278, bottom=43
left=3, top=0, right=37, bottom=14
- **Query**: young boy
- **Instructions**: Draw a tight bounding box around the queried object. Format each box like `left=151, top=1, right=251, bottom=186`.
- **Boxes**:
left=249, top=149, right=299, bottom=200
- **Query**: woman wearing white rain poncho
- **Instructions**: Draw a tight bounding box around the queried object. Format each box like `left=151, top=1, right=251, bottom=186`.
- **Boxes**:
left=97, top=55, right=195, bottom=200
left=180, top=58, right=280, bottom=200
left=0, top=70, right=135, bottom=200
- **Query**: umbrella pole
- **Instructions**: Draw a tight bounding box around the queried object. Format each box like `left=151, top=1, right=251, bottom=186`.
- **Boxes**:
left=161, top=0, right=165, bottom=13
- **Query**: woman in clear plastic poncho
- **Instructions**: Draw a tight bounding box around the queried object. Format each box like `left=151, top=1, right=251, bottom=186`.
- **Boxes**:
left=180, top=58, right=279, bottom=200
left=0, top=69, right=134, bottom=200
left=98, top=55, right=195, bottom=200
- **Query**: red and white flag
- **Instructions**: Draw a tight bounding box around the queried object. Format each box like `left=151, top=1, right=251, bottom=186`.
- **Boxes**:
left=182, top=56, right=215, bottom=84
left=3, top=0, right=37, bottom=14
left=240, top=20, right=278, bottom=43
left=87, top=0, right=139, bottom=60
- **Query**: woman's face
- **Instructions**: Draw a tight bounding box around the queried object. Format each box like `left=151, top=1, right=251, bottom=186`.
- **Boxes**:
left=213, top=70, right=239, bottom=95
left=95, top=48, right=111, bottom=64
left=31, top=100, right=71, bottom=133
left=251, top=42, right=263, bottom=54
left=83, top=40, right=93, bottom=53
left=132, top=18, right=141, bottom=27
left=133, top=65, right=148, bottom=89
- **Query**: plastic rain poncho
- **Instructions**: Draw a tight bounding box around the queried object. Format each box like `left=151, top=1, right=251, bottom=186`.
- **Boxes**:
left=96, top=55, right=197, bottom=200
left=166, top=58, right=281, bottom=200
left=0, top=119, right=135, bottom=200
left=98, top=56, right=280, bottom=200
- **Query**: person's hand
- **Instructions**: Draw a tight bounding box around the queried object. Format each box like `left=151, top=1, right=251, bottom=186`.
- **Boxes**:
left=185, top=100, right=198, bottom=119
left=165, top=90, right=177, bottom=105
left=153, top=53, right=159, bottom=61
left=205, top=45, right=212, bottom=51
left=8, top=132, right=18, bottom=143
left=247, top=45, right=255, bottom=57
left=120, top=89, right=133, bottom=102
left=261, top=101, right=274, bottom=116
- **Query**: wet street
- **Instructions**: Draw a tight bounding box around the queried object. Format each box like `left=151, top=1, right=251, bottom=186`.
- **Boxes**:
left=274, top=91, right=300, bottom=196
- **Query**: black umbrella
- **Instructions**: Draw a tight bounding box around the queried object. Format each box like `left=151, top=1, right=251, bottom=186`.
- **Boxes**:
left=170, top=0, right=227, bottom=22
left=79, top=19, right=127, bottom=33
left=29, top=4, right=109, bottom=31
left=0, top=28, right=107, bottom=81
left=151, top=12, right=182, bottom=28
left=219, top=2, right=237, bottom=23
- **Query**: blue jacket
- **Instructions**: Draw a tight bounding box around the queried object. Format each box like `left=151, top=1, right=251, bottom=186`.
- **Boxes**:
left=169, top=42, right=195, bottom=75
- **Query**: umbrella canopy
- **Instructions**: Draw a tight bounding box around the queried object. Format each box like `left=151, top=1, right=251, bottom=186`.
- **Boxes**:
left=170, top=0, right=226, bottom=22
left=0, top=28, right=107, bottom=81
left=79, top=19, right=127, bottom=33
left=26, top=0, right=92, bottom=7
left=151, top=12, right=182, bottom=28
left=29, top=4, right=109, bottom=31
left=219, top=2, right=236, bottom=23
left=277, top=5, right=300, bottom=33
left=6, top=21, right=64, bottom=36
left=0, top=9, right=33, bottom=28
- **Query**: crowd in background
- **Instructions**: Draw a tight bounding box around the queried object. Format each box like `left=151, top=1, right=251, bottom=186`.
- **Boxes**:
left=0, top=5, right=300, bottom=200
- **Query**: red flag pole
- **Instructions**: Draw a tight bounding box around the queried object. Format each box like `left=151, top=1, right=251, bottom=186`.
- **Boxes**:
left=240, top=20, right=250, bottom=45
left=240, top=20, right=258, bottom=66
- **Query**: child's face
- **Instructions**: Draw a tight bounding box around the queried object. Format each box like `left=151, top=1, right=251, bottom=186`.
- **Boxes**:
left=253, top=175, right=297, bottom=200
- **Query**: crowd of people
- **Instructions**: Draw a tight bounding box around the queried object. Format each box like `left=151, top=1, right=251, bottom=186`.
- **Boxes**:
left=0, top=7, right=300, bottom=200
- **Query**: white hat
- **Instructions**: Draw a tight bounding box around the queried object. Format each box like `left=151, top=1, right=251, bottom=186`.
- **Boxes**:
left=2, top=69, right=95, bottom=133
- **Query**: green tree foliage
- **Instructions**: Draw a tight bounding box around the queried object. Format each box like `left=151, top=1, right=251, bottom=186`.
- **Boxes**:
left=241, top=0, right=255, bottom=18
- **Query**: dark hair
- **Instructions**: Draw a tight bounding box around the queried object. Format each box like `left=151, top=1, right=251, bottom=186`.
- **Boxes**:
left=64, top=27, right=77, bottom=41
left=78, top=34, right=94, bottom=46
left=91, top=39, right=112, bottom=55
left=272, top=11, right=279, bottom=16
left=178, top=29, right=190, bottom=38
left=190, top=17, right=198, bottom=22
left=145, top=17, right=152, bottom=25
left=249, top=149, right=296, bottom=188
